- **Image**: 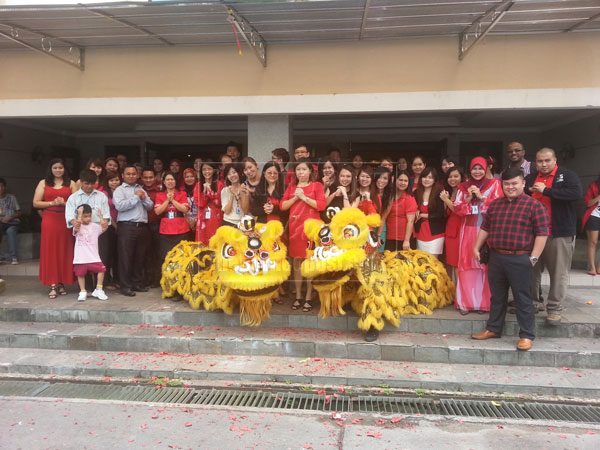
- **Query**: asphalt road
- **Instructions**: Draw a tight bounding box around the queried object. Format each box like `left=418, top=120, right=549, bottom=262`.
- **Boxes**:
left=1, top=397, right=598, bottom=450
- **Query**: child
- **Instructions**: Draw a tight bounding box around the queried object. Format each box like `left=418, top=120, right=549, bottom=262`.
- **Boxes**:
left=73, top=204, right=108, bottom=301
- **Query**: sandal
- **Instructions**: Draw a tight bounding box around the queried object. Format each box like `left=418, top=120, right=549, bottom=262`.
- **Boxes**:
left=273, top=298, right=284, bottom=305
left=588, top=271, right=597, bottom=276
left=56, top=283, right=67, bottom=296
left=302, top=301, right=313, bottom=313
left=48, top=285, right=58, bottom=299
left=291, top=300, right=302, bottom=310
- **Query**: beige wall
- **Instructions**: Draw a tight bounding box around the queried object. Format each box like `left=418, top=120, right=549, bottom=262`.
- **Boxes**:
left=1, top=33, right=599, bottom=100
left=0, top=122, right=75, bottom=214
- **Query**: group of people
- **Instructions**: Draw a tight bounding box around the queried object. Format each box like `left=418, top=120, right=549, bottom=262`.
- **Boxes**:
left=1, top=139, right=591, bottom=350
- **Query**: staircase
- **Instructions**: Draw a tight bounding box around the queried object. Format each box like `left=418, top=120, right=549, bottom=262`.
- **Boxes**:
left=1, top=280, right=599, bottom=399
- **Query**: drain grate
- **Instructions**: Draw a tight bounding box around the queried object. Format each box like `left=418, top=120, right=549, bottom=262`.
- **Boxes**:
left=0, top=380, right=49, bottom=397
left=357, top=395, right=438, bottom=414
left=524, top=402, right=600, bottom=423
left=440, top=399, right=530, bottom=419
left=1, top=381, right=599, bottom=424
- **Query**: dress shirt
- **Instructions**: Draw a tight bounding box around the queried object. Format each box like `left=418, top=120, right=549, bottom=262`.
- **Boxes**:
left=481, top=194, right=549, bottom=251
left=65, top=189, right=111, bottom=228
left=113, top=183, right=154, bottom=223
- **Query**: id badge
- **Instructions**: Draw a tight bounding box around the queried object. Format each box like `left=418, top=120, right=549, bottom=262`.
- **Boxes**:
left=205, top=207, right=211, bottom=220
left=168, top=211, right=175, bottom=219
left=471, top=205, right=479, bottom=215
left=235, top=206, right=241, bottom=215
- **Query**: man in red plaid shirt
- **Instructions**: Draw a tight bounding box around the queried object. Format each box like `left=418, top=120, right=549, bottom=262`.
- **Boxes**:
left=472, top=167, right=549, bottom=351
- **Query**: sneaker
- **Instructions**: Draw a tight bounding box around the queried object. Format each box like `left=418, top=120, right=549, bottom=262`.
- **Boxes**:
left=11, top=258, right=18, bottom=265
left=77, top=291, right=87, bottom=302
left=92, top=288, right=108, bottom=301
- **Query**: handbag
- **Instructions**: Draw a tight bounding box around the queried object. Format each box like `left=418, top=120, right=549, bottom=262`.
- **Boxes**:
left=479, top=242, right=490, bottom=265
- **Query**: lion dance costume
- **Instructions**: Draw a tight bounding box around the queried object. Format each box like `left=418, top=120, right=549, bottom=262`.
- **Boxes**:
left=161, top=209, right=454, bottom=329
left=301, top=208, right=455, bottom=331
left=160, top=216, right=291, bottom=326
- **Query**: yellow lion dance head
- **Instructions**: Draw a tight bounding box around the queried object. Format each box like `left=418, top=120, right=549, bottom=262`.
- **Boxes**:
left=301, top=208, right=380, bottom=317
left=209, top=219, right=291, bottom=325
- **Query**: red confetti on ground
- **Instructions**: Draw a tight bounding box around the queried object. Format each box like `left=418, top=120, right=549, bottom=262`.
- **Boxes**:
left=184, top=422, right=192, bottom=427
left=376, top=419, right=386, bottom=425
left=141, top=424, right=148, bottom=429
left=366, top=431, right=382, bottom=439
left=391, top=417, right=402, bottom=423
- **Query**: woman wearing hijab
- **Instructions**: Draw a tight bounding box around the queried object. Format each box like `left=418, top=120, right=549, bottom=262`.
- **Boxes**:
left=453, top=157, right=503, bottom=315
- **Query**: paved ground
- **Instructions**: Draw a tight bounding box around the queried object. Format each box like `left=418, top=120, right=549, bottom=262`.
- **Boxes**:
left=1, top=397, right=598, bottom=450
left=0, top=276, right=599, bottom=327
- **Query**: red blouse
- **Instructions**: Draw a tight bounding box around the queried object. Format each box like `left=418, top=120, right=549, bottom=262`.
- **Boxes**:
left=385, top=194, right=418, bottom=241
left=156, top=190, right=190, bottom=235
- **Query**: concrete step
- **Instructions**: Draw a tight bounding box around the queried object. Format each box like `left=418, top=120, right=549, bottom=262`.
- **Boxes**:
left=1, top=321, right=598, bottom=369
left=1, top=302, right=598, bottom=339
left=0, top=347, right=598, bottom=399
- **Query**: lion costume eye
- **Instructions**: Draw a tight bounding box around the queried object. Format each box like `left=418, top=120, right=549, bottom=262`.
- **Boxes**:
left=222, top=244, right=236, bottom=259
left=272, top=241, right=280, bottom=251
left=244, top=249, right=255, bottom=259
left=342, top=224, right=359, bottom=239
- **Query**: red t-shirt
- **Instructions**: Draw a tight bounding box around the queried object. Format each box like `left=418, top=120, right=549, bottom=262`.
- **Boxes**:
left=145, top=185, right=162, bottom=224
left=386, top=194, right=418, bottom=241
left=532, top=165, right=557, bottom=234
left=155, top=190, right=190, bottom=235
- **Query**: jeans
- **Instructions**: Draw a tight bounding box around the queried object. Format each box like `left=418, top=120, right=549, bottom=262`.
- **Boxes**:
left=0, top=223, right=19, bottom=259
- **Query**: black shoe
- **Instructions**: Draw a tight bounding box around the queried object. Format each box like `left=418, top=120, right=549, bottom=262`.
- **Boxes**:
left=364, top=327, right=380, bottom=342
left=120, top=288, right=136, bottom=297
left=132, top=285, right=149, bottom=292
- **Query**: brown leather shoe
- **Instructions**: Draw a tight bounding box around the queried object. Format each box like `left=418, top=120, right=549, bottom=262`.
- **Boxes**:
left=517, top=338, right=533, bottom=351
left=471, top=330, right=501, bottom=340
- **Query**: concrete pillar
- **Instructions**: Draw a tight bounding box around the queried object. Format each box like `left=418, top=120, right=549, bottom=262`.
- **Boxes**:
left=247, top=115, right=291, bottom=166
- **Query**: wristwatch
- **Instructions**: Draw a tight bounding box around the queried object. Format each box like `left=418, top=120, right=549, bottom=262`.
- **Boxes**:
left=529, top=256, right=539, bottom=264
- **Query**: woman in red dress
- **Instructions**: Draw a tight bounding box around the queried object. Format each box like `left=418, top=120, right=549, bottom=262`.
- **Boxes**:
left=414, top=167, right=446, bottom=257
left=194, top=162, right=224, bottom=245
left=381, top=170, right=417, bottom=252
left=582, top=174, right=600, bottom=275
left=154, top=172, right=190, bottom=262
left=33, top=158, right=77, bottom=298
left=453, top=157, right=503, bottom=315
left=281, top=159, right=326, bottom=312
left=439, top=166, right=465, bottom=282
left=355, top=165, right=380, bottom=215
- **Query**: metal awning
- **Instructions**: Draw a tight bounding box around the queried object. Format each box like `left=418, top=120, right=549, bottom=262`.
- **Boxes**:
left=1, top=0, right=599, bottom=69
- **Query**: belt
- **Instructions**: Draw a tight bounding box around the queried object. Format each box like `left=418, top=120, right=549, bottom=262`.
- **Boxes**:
left=493, top=249, right=529, bottom=255
left=164, top=212, right=184, bottom=218
left=117, top=221, right=147, bottom=227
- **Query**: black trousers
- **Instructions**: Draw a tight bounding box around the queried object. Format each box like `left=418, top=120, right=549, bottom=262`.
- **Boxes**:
left=99, top=225, right=118, bottom=286
left=117, top=222, right=149, bottom=290
left=159, top=233, right=188, bottom=263
left=486, top=251, right=536, bottom=340
left=145, top=222, right=162, bottom=286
